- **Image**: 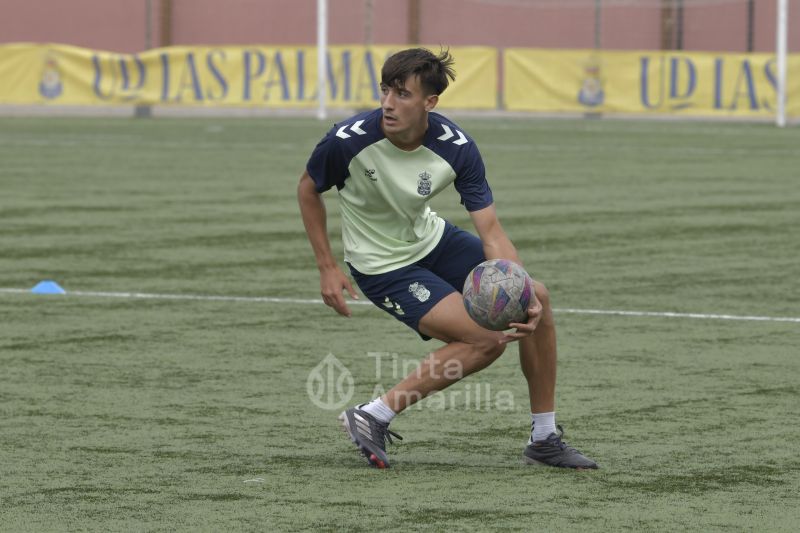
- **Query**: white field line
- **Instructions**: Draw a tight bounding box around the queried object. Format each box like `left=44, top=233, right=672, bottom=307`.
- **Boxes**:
left=0, top=287, right=334, bottom=306
left=554, top=307, right=800, bottom=323
left=1, top=287, right=799, bottom=324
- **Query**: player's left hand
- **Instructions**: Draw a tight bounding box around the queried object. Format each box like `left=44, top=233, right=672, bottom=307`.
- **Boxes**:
left=500, top=298, right=543, bottom=343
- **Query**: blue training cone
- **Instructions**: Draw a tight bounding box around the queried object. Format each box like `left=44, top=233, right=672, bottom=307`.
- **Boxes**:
left=31, top=280, right=66, bottom=294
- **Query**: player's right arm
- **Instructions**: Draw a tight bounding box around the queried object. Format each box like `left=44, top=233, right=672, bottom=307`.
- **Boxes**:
left=297, top=171, right=359, bottom=317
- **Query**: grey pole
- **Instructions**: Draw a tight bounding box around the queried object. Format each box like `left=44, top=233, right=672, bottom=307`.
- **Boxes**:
left=594, top=0, right=601, bottom=49
left=145, top=0, right=152, bottom=50
left=136, top=0, right=153, bottom=117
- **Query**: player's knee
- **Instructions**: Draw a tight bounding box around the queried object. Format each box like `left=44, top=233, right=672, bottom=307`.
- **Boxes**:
left=473, top=333, right=506, bottom=361
left=534, top=281, right=551, bottom=310
left=533, top=280, right=555, bottom=326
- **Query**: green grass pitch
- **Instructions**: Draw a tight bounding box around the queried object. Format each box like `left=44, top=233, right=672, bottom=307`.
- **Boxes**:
left=1, top=115, right=799, bottom=531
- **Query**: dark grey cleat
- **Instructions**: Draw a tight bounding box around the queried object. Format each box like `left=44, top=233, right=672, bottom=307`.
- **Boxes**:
left=339, top=406, right=402, bottom=469
left=523, top=425, right=598, bottom=469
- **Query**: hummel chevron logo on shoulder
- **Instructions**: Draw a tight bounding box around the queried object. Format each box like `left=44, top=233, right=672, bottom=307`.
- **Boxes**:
left=336, top=120, right=367, bottom=139
left=436, top=124, right=468, bottom=145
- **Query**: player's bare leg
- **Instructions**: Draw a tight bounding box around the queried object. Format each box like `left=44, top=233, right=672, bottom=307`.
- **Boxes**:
left=340, top=285, right=596, bottom=469
left=381, top=292, right=507, bottom=413
left=518, top=281, right=597, bottom=469
left=519, top=281, right=556, bottom=414
left=340, top=292, right=504, bottom=467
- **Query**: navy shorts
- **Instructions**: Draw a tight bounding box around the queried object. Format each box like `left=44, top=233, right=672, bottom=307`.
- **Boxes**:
left=348, top=222, right=485, bottom=340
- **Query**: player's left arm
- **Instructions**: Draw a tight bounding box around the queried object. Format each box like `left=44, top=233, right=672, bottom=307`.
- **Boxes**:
left=469, top=204, right=542, bottom=338
left=469, top=204, right=520, bottom=264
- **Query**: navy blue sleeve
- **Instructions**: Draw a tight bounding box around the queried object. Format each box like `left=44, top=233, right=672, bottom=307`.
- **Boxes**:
left=453, top=142, right=494, bottom=212
left=306, top=126, right=349, bottom=193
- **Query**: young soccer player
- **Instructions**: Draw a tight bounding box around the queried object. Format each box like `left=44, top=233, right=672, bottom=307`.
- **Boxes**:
left=297, top=48, right=597, bottom=469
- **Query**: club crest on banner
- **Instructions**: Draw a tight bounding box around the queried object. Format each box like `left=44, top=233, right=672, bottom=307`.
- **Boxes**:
left=39, top=53, right=64, bottom=100
left=577, top=56, right=604, bottom=108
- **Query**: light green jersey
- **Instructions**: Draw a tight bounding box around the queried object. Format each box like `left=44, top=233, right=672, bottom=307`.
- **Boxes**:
left=306, top=109, right=493, bottom=275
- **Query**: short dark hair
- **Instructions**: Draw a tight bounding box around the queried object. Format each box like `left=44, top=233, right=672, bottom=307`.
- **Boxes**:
left=381, top=48, right=456, bottom=96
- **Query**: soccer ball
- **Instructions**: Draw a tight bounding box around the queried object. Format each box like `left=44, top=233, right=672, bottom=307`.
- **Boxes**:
left=462, top=259, right=534, bottom=331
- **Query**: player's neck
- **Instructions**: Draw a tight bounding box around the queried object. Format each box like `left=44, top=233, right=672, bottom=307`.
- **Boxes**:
left=383, top=117, right=428, bottom=151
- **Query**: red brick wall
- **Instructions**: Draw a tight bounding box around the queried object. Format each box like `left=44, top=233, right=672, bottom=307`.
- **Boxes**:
left=0, top=0, right=148, bottom=51
left=0, top=0, right=797, bottom=53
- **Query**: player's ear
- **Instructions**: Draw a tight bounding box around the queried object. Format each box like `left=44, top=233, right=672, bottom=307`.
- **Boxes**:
left=424, top=94, right=439, bottom=111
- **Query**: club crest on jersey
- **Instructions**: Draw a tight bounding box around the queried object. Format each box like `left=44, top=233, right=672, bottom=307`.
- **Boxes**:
left=417, top=171, right=432, bottom=196
left=408, top=282, right=431, bottom=302
left=364, top=168, right=377, bottom=181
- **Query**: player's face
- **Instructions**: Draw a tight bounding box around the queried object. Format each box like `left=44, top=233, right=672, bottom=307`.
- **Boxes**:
left=380, top=75, right=438, bottom=145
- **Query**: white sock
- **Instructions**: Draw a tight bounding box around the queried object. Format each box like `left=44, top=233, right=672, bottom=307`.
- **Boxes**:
left=528, top=411, right=556, bottom=444
left=360, top=397, right=396, bottom=424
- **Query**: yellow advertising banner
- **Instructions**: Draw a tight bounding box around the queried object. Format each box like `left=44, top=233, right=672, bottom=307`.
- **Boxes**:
left=4, top=43, right=797, bottom=117
left=505, top=48, right=800, bottom=117
left=0, top=44, right=497, bottom=109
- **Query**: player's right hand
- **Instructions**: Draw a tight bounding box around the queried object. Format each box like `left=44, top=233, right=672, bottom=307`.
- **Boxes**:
left=319, top=266, right=359, bottom=317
